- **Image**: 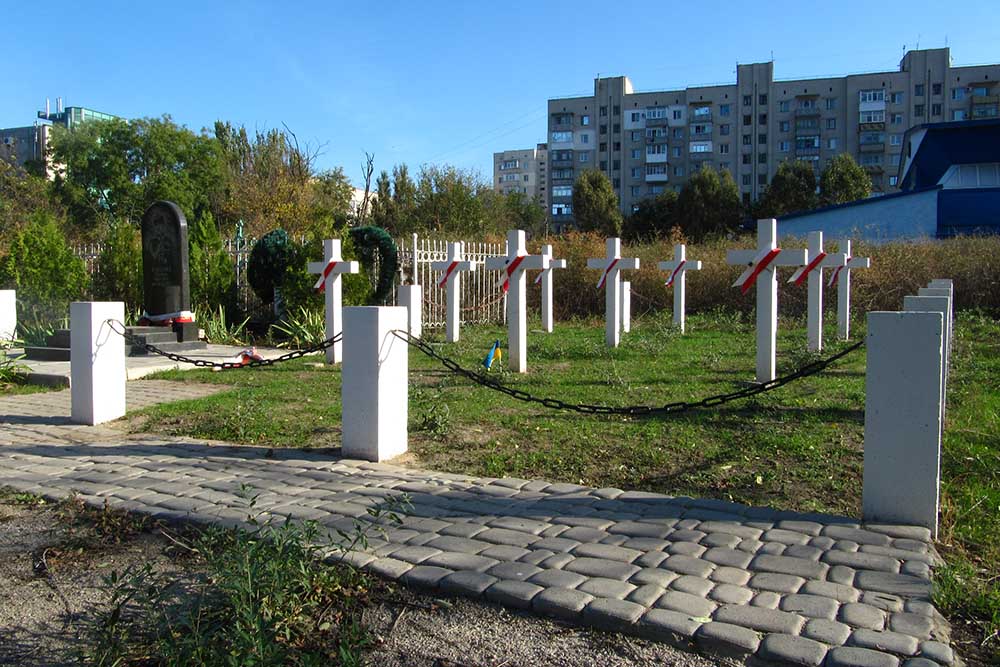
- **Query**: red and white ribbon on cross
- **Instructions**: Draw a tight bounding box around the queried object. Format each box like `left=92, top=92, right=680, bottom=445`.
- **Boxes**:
left=664, top=260, right=686, bottom=288
left=733, top=247, right=782, bottom=295
left=313, top=260, right=339, bottom=292
left=596, top=258, right=620, bottom=289
left=828, top=257, right=850, bottom=287
left=501, top=255, right=527, bottom=293
left=534, top=268, right=546, bottom=285
left=788, top=251, right=827, bottom=286
left=437, top=260, right=459, bottom=288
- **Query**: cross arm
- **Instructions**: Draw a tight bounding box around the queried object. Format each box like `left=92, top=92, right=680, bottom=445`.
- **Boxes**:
left=819, top=252, right=847, bottom=268
left=549, top=259, right=567, bottom=270
left=431, top=260, right=478, bottom=272
left=847, top=257, right=871, bottom=269
left=726, top=250, right=757, bottom=266
left=774, top=249, right=808, bottom=267
left=308, top=260, right=360, bottom=274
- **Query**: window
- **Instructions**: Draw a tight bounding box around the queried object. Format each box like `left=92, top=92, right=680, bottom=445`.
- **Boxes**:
left=914, top=84, right=924, bottom=97
left=631, top=167, right=642, bottom=178
left=551, top=131, right=572, bottom=143
left=779, top=140, right=790, bottom=152
left=757, top=152, right=768, bottom=164
left=914, top=104, right=925, bottom=116
left=693, top=106, right=711, bottom=118
left=523, top=174, right=529, bottom=181
left=743, top=114, right=752, bottom=126
left=719, top=143, right=730, bottom=154
left=499, top=159, right=519, bottom=170
left=719, top=104, right=731, bottom=116
left=612, top=159, right=620, bottom=170
left=932, top=83, right=942, bottom=96
left=800, top=99, right=818, bottom=110
left=779, top=120, right=790, bottom=132
left=932, top=103, right=942, bottom=116
left=742, top=153, right=752, bottom=165
left=599, top=124, right=607, bottom=135
left=629, top=111, right=642, bottom=122
left=552, top=203, right=572, bottom=216
left=889, top=176, right=898, bottom=187
left=672, top=128, right=684, bottom=138
left=889, top=133, right=902, bottom=146
left=579, top=153, right=589, bottom=163
left=600, top=106, right=608, bottom=116
left=630, top=186, right=641, bottom=197
left=890, top=92, right=903, bottom=104
left=692, top=123, right=711, bottom=135
left=646, top=106, right=667, bottom=119
left=860, top=131, right=884, bottom=144
left=674, top=165, right=685, bottom=177
left=779, top=100, right=790, bottom=112
left=825, top=97, right=838, bottom=110
left=613, top=177, right=620, bottom=188
left=612, top=105, right=620, bottom=116
left=972, top=85, right=990, bottom=96
left=690, top=142, right=712, bottom=153
left=630, top=148, right=641, bottom=159
left=672, top=109, right=683, bottom=120
left=796, top=135, right=820, bottom=150
left=826, top=118, right=837, bottom=130
left=743, top=95, right=752, bottom=106
left=720, top=161, right=730, bottom=170
left=551, top=168, right=574, bottom=179
left=599, top=142, right=607, bottom=152
left=759, top=94, right=767, bottom=105
left=581, top=115, right=590, bottom=125
left=860, top=110, right=885, bottom=123
left=645, top=142, right=667, bottom=155
left=501, top=173, right=518, bottom=182
left=631, top=130, right=642, bottom=141
left=859, top=154, right=883, bottom=166
left=891, top=113, right=904, bottom=125
left=758, top=174, right=768, bottom=186
left=759, top=113, right=767, bottom=125
left=828, top=137, right=837, bottom=149
left=859, top=90, right=885, bottom=103
left=796, top=117, right=819, bottom=130
left=952, top=109, right=967, bottom=121
left=612, top=123, right=620, bottom=133
left=580, top=134, right=590, bottom=144
left=890, top=154, right=901, bottom=166
left=758, top=133, right=767, bottom=144
left=951, top=88, right=966, bottom=101
left=649, top=185, right=665, bottom=195
left=742, top=134, right=752, bottom=146
left=551, top=185, right=572, bottom=197
left=613, top=141, right=621, bottom=151
left=646, top=164, right=668, bottom=175
left=599, top=160, right=608, bottom=170
left=720, top=124, right=731, bottom=135
left=742, top=174, right=752, bottom=186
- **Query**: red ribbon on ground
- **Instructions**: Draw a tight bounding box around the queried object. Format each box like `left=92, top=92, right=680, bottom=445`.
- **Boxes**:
left=313, top=261, right=339, bottom=292
left=501, top=255, right=527, bottom=293
left=738, top=248, right=782, bottom=295
left=665, top=260, right=686, bottom=288
left=438, top=260, right=459, bottom=288
left=791, top=251, right=828, bottom=286
left=596, top=258, right=620, bottom=289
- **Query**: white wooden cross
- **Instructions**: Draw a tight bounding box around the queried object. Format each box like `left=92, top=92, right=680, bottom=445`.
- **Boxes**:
left=829, top=238, right=871, bottom=341
left=485, top=230, right=549, bottom=373
left=307, top=239, right=360, bottom=364
left=587, top=238, right=640, bottom=348
left=535, top=244, right=566, bottom=333
left=787, top=231, right=846, bottom=352
left=726, top=219, right=807, bottom=383
left=620, top=281, right=632, bottom=333
left=431, top=242, right=478, bottom=343
left=658, top=244, right=703, bottom=333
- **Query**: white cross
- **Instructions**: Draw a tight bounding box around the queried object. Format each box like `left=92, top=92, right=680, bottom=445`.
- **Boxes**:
left=620, top=281, right=632, bottom=334
left=307, top=239, right=359, bottom=364
left=829, top=238, right=871, bottom=341
left=657, top=244, right=703, bottom=334
left=431, top=242, right=478, bottom=343
left=587, top=238, right=640, bottom=348
left=726, top=219, right=807, bottom=383
left=535, top=244, right=566, bottom=333
left=787, top=231, right=846, bottom=352
left=485, top=230, right=549, bottom=373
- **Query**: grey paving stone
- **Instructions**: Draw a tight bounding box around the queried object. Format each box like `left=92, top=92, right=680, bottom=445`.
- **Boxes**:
left=530, top=536, right=581, bottom=552
left=629, top=567, right=678, bottom=588
left=830, top=565, right=859, bottom=586
left=760, top=542, right=788, bottom=555
left=607, top=521, right=672, bottom=539
left=538, top=553, right=575, bottom=569
left=903, top=600, right=938, bottom=618
left=840, top=602, right=888, bottom=630
left=476, top=527, right=541, bottom=548
left=621, top=537, right=671, bottom=552
left=901, top=561, right=931, bottom=579
left=670, top=575, right=714, bottom=597
left=701, top=532, right=742, bottom=549
left=751, top=554, right=829, bottom=580
left=835, top=540, right=862, bottom=553
left=892, top=539, right=930, bottom=554
left=826, top=646, right=900, bottom=667
left=764, top=528, right=813, bottom=545
left=749, top=572, right=806, bottom=594
left=863, top=524, right=933, bottom=542
left=572, top=542, right=642, bottom=563
left=783, top=545, right=825, bottom=561
left=478, top=545, right=531, bottom=562
left=437, top=522, right=488, bottom=539
left=917, top=640, right=954, bottom=665
left=655, top=590, right=717, bottom=619
left=422, top=552, right=498, bottom=572
left=703, top=547, right=754, bottom=569
left=488, top=516, right=551, bottom=534
left=528, top=568, right=587, bottom=589
left=401, top=565, right=454, bottom=589
left=855, top=572, right=932, bottom=598
left=860, top=545, right=939, bottom=565
left=532, top=586, right=593, bottom=620
left=558, top=526, right=611, bottom=542
left=751, top=591, right=782, bottom=609
left=759, top=632, right=829, bottom=666
left=823, top=526, right=894, bottom=547
left=862, top=592, right=905, bottom=613
left=424, top=535, right=488, bottom=554
left=484, top=580, right=543, bottom=609
left=486, top=561, right=543, bottom=581
left=669, top=529, right=707, bottom=543
left=781, top=593, right=840, bottom=620
left=366, top=556, right=415, bottom=580
left=709, top=584, right=754, bottom=605
left=902, top=659, right=940, bottom=667
left=695, top=621, right=761, bottom=656
left=626, top=584, right=667, bottom=607
left=713, top=605, right=806, bottom=634
left=583, top=598, right=647, bottom=631
left=848, top=629, right=920, bottom=656
left=802, top=617, right=853, bottom=645
left=697, top=521, right=763, bottom=540
left=637, top=608, right=703, bottom=644
left=564, top=557, right=640, bottom=581
left=438, top=571, right=498, bottom=598
left=660, top=554, right=715, bottom=578
left=824, top=550, right=903, bottom=573
left=776, top=520, right=825, bottom=536
left=577, top=577, right=637, bottom=600
left=387, top=545, right=443, bottom=565
left=598, top=534, right=631, bottom=547
left=710, top=566, right=752, bottom=586
left=517, top=549, right=557, bottom=566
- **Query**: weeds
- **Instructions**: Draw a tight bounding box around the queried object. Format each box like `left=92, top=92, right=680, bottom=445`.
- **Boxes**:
left=269, top=306, right=326, bottom=348
left=197, top=304, right=250, bottom=346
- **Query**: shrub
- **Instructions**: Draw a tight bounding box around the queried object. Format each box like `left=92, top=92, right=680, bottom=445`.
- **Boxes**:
left=93, top=218, right=143, bottom=310
left=189, top=210, right=235, bottom=312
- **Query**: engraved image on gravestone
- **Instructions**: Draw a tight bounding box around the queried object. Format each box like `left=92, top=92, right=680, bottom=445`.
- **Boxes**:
left=141, top=201, right=195, bottom=339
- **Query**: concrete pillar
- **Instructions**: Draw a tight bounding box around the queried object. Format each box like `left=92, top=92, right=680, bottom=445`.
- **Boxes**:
left=71, top=302, right=126, bottom=426
left=621, top=281, right=631, bottom=334
left=341, top=307, right=408, bottom=462
left=397, top=285, right=422, bottom=339
left=0, top=290, right=15, bottom=342
left=904, top=294, right=952, bottom=420
left=863, top=311, right=944, bottom=536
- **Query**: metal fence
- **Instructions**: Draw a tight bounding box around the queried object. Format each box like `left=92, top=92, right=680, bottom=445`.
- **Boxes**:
left=75, top=234, right=508, bottom=328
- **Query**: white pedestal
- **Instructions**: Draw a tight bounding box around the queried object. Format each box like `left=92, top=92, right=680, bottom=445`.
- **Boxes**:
left=397, top=285, right=422, bottom=339
left=863, top=311, right=944, bottom=536
left=341, top=307, right=408, bottom=462
left=621, top=281, right=631, bottom=334
left=71, top=302, right=126, bottom=426
left=904, top=294, right=952, bottom=421
left=0, top=290, right=15, bottom=342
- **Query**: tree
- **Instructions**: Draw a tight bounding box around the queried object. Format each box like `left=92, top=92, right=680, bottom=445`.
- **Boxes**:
left=309, top=167, right=354, bottom=237
left=623, top=190, right=678, bottom=241
left=0, top=157, right=62, bottom=253
left=572, top=170, right=622, bottom=236
left=820, top=153, right=871, bottom=206
left=756, top=160, right=819, bottom=218
left=674, top=166, right=742, bottom=241
left=188, top=210, right=235, bottom=312
left=93, top=218, right=143, bottom=311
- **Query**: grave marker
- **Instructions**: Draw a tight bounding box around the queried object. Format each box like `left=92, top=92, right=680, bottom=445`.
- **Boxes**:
left=141, top=201, right=196, bottom=339
left=587, top=238, right=640, bottom=348
left=485, top=230, right=549, bottom=373
left=787, top=231, right=846, bottom=352
left=307, top=239, right=360, bottom=364
left=657, top=244, right=703, bottom=333
left=829, top=238, right=871, bottom=340
left=904, top=294, right=952, bottom=421
left=535, top=244, right=566, bottom=333
left=431, top=242, right=478, bottom=343
left=396, top=284, right=422, bottom=339
left=620, top=281, right=631, bottom=333
left=726, top=219, right=807, bottom=383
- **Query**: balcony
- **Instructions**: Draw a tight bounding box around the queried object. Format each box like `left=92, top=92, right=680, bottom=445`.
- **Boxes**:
left=646, top=152, right=668, bottom=163
left=646, top=116, right=670, bottom=127
left=690, top=131, right=713, bottom=140
left=794, top=124, right=821, bottom=135
left=645, top=172, right=669, bottom=182
left=859, top=142, right=885, bottom=153
left=971, top=94, right=999, bottom=105
left=794, top=107, right=821, bottom=117
left=859, top=122, right=886, bottom=131
left=690, top=111, right=713, bottom=123
left=795, top=146, right=820, bottom=157
left=862, top=164, right=884, bottom=173
left=550, top=159, right=574, bottom=168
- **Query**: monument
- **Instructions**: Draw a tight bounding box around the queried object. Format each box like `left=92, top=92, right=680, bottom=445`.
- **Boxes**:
left=141, top=201, right=197, bottom=341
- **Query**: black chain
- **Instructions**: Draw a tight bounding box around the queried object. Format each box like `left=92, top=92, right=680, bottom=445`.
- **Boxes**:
left=391, top=329, right=865, bottom=416
left=104, top=320, right=342, bottom=370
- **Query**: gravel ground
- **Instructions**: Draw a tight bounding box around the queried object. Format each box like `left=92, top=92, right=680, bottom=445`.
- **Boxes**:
left=0, top=499, right=722, bottom=667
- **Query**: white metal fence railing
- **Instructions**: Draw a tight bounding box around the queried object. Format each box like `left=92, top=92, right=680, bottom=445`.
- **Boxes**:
left=74, top=234, right=508, bottom=328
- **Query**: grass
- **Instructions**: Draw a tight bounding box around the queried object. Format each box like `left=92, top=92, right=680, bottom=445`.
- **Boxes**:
left=132, top=309, right=1000, bottom=660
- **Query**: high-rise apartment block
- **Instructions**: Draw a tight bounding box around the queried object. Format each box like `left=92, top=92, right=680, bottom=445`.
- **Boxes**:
left=493, top=143, right=548, bottom=207
left=538, top=48, right=999, bottom=228
left=1, top=98, right=118, bottom=175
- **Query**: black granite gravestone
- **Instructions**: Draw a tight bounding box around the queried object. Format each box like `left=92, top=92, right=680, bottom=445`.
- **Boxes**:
left=141, top=201, right=197, bottom=341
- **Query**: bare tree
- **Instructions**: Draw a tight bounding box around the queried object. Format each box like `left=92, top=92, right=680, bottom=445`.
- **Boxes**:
left=357, top=152, right=375, bottom=226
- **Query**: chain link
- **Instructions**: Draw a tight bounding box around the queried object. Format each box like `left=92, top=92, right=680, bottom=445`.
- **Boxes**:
left=104, top=320, right=342, bottom=370
left=391, top=329, right=865, bottom=416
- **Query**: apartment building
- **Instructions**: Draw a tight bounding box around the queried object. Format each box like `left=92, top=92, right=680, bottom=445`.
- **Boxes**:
left=545, top=48, right=1000, bottom=228
left=1, top=98, right=119, bottom=175
left=493, top=143, right=549, bottom=208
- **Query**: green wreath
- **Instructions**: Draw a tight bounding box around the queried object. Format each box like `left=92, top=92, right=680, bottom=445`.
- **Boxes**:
left=348, top=226, right=398, bottom=305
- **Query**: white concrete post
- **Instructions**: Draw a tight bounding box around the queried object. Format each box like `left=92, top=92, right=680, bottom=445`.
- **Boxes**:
left=0, top=290, right=15, bottom=342
left=833, top=239, right=871, bottom=341
left=788, top=231, right=846, bottom=352
left=726, top=220, right=807, bottom=383
left=536, top=244, right=566, bottom=333
left=431, top=242, right=478, bottom=343
left=863, top=311, right=944, bottom=537
left=307, top=239, right=360, bottom=364
left=341, top=307, right=408, bottom=462
left=920, top=284, right=954, bottom=373
left=587, top=238, right=640, bottom=348
left=396, top=285, right=422, bottom=339
left=621, top=281, right=631, bottom=333
left=904, top=294, right=952, bottom=421
left=485, top=230, right=549, bottom=373
left=658, top=244, right=703, bottom=334
left=70, top=302, right=126, bottom=426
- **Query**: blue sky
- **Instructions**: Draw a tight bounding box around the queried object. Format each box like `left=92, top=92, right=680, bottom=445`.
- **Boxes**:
left=5, top=1, right=998, bottom=187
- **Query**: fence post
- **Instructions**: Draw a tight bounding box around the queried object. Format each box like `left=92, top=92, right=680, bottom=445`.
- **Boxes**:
left=863, top=311, right=944, bottom=536
left=71, top=302, right=126, bottom=426
left=397, top=285, right=422, bottom=339
left=0, top=290, right=15, bottom=342
left=341, top=307, right=408, bottom=462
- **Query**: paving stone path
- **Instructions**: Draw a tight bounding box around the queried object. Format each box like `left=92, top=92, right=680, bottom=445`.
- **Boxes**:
left=0, top=383, right=956, bottom=667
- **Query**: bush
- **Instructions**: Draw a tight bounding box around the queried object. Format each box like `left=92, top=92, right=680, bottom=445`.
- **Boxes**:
left=189, top=210, right=235, bottom=312
left=0, top=212, right=89, bottom=324
left=279, top=234, right=370, bottom=318
left=93, top=218, right=142, bottom=310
